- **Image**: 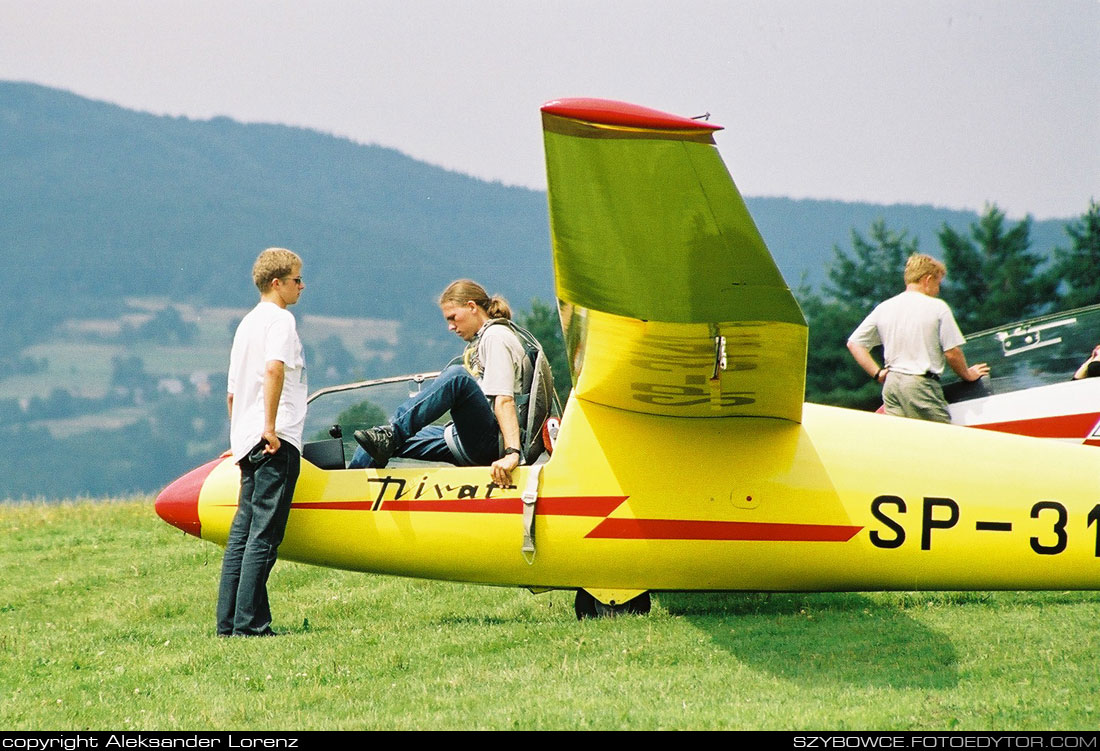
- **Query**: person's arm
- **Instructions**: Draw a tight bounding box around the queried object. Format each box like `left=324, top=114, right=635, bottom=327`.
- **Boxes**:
left=262, top=360, right=285, bottom=454
left=227, top=393, right=234, bottom=419
left=944, top=347, right=989, bottom=382
left=1073, top=345, right=1100, bottom=380
left=847, top=341, right=887, bottom=384
left=490, top=394, right=521, bottom=486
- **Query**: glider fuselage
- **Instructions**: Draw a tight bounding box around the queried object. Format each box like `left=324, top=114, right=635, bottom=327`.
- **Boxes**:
left=158, top=395, right=1100, bottom=593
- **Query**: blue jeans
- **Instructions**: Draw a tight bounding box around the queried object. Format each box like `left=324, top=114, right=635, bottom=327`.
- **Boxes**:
left=216, top=440, right=300, bottom=635
left=349, top=365, right=500, bottom=468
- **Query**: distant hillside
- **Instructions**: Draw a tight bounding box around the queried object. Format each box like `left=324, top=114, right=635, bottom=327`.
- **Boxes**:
left=0, top=80, right=1089, bottom=500
left=2, top=81, right=1078, bottom=331
left=743, top=196, right=1075, bottom=291
left=1, top=81, right=553, bottom=337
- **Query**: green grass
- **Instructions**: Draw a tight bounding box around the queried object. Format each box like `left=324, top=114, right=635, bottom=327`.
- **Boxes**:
left=2, top=500, right=1098, bottom=730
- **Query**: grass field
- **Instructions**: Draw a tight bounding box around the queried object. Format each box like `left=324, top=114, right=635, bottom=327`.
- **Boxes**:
left=2, top=500, right=1098, bottom=731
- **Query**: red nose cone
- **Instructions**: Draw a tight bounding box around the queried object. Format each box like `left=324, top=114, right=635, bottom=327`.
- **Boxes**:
left=155, top=458, right=223, bottom=537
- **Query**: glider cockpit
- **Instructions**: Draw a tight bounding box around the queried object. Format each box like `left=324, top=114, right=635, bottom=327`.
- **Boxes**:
left=943, top=303, right=1100, bottom=445
left=300, top=372, right=444, bottom=471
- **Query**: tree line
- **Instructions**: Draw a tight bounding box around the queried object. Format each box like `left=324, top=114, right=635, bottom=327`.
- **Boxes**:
left=800, top=201, right=1100, bottom=409
left=519, top=200, right=1100, bottom=414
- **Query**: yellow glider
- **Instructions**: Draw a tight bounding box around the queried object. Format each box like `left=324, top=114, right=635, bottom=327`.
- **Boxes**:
left=157, top=99, right=1100, bottom=618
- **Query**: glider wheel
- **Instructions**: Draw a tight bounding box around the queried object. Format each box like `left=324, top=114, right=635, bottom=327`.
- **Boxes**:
left=574, top=590, right=651, bottom=620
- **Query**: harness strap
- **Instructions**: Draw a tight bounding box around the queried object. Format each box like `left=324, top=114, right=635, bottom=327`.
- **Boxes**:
left=521, top=464, right=543, bottom=563
left=443, top=423, right=476, bottom=466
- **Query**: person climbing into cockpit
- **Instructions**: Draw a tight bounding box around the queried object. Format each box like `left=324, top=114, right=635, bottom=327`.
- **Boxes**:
left=350, top=279, right=527, bottom=487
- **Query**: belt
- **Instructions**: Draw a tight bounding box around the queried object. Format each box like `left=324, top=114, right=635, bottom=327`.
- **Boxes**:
left=890, top=370, right=941, bottom=381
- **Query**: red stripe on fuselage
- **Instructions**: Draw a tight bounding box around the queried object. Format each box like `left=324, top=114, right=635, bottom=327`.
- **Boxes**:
left=237, top=495, right=860, bottom=543
left=272, top=497, right=858, bottom=543
left=971, top=411, right=1100, bottom=439
left=289, top=496, right=627, bottom=516
left=586, top=518, right=862, bottom=542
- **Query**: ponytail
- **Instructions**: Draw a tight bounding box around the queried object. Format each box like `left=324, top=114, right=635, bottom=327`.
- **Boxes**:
left=485, top=295, right=512, bottom=320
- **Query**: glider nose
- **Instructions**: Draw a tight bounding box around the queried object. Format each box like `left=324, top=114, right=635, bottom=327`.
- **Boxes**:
left=155, top=458, right=222, bottom=538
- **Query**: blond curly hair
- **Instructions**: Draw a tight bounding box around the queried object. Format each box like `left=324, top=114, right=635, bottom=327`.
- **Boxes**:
left=252, top=248, right=302, bottom=293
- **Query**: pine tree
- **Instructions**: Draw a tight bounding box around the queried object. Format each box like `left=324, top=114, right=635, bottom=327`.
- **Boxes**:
left=822, top=220, right=915, bottom=316
left=1051, top=200, right=1100, bottom=309
left=802, top=220, right=918, bottom=408
left=938, top=204, right=1055, bottom=332
left=518, top=298, right=571, bottom=405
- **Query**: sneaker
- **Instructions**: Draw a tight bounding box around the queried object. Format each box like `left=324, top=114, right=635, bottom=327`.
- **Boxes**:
left=353, top=425, right=397, bottom=468
left=236, top=628, right=278, bottom=638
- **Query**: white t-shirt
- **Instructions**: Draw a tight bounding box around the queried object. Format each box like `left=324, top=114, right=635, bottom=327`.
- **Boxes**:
left=227, top=301, right=307, bottom=462
left=474, top=323, right=525, bottom=400
left=848, top=290, right=966, bottom=376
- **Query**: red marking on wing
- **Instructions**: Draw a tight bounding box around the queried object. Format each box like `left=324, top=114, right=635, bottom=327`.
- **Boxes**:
left=586, top=518, right=862, bottom=542
left=291, top=496, right=628, bottom=517
left=971, top=412, right=1100, bottom=440
left=541, top=98, right=722, bottom=132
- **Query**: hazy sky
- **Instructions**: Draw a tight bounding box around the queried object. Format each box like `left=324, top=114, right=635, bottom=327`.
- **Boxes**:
left=2, top=0, right=1096, bottom=218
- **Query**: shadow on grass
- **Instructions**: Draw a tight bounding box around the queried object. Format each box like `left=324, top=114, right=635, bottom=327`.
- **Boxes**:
left=430, top=615, right=515, bottom=627
left=659, top=591, right=958, bottom=690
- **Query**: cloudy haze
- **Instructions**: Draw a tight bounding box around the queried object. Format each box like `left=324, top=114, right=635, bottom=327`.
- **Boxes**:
left=1, top=0, right=1096, bottom=218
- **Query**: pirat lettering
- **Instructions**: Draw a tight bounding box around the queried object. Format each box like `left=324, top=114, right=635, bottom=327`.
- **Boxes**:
left=367, top=474, right=516, bottom=506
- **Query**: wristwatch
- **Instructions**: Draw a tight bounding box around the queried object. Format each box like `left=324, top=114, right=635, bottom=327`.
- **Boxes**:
left=503, top=447, right=522, bottom=458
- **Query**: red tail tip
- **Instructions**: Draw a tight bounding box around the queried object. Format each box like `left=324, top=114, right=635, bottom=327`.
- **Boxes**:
left=541, top=98, right=722, bottom=132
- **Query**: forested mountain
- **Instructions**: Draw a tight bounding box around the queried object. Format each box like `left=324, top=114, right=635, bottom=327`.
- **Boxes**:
left=2, top=80, right=1074, bottom=329
left=0, top=80, right=1090, bottom=499
left=2, top=81, right=551, bottom=339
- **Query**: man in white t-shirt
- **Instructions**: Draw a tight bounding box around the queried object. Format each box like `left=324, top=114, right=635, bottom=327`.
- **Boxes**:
left=847, top=253, right=989, bottom=423
left=217, top=248, right=307, bottom=637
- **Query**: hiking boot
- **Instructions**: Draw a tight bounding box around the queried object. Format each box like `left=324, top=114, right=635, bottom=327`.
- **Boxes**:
left=353, top=425, right=397, bottom=468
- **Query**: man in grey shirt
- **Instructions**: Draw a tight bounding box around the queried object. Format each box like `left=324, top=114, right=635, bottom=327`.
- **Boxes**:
left=847, top=254, right=989, bottom=423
